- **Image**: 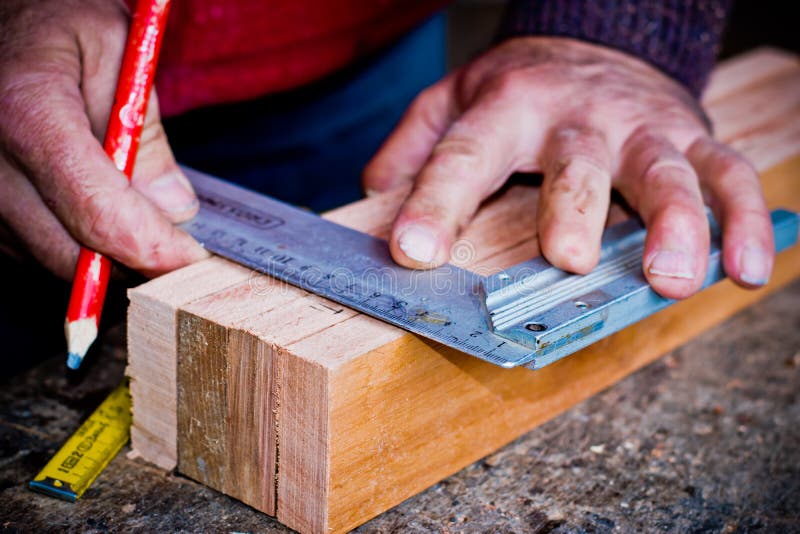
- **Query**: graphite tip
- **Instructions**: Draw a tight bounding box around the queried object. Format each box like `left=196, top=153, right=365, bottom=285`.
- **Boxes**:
left=66, top=352, right=83, bottom=370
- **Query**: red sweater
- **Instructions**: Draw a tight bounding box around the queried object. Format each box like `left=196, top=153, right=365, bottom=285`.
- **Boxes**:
left=138, top=0, right=445, bottom=116
left=132, top=1, right=731, bottom=116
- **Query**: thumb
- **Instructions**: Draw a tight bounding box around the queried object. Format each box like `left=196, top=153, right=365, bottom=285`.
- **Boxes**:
left=129, top=92, right=199, bottom=223
left=71, top=4, right=199, bottom=223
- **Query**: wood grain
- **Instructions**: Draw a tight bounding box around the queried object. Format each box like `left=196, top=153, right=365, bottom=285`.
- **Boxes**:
left=128, top=49, right=800, bottom=533
left=127, top=257, right=252, bottom=469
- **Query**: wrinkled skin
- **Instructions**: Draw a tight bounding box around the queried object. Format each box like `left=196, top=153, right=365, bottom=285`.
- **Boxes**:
left=0, top=2, right=773, bottom=300
left=365, top=37, right=774, bottom=299
left=0, top=0, right=207, bottom=279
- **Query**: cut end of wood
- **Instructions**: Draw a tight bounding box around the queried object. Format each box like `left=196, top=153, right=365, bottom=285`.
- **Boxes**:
left=65, top=317, right=98, bottom=369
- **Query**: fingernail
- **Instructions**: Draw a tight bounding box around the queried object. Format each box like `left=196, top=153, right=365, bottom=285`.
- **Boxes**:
left=364, top=188, right=379, bottom=197
left=739, top=245, right=769, bottom=285
left=398, top=225, right=438, bottom=264
left=648, top=250, right=696, bottom=280
left=148, top=172, right=198, bottom=215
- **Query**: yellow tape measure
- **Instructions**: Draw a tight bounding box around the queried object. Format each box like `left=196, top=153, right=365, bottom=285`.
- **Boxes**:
left=29, top=382, right=131, bottom=501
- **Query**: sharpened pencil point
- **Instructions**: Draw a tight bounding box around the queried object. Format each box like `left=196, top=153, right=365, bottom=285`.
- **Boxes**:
left=67, top=352, right=83, bottom=370
left=65, top=317, right=98, bottom=370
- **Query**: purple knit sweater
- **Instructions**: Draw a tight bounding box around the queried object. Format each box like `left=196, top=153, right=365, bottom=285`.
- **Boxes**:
left=500, top=0, right=732, bottom=97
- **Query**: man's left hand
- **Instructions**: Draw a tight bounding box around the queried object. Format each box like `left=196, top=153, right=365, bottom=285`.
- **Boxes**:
left=364, top=37, right=774, bottom=300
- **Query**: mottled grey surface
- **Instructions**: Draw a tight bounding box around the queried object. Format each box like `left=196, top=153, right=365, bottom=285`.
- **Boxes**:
left=1, top=281, right=799, bottom=533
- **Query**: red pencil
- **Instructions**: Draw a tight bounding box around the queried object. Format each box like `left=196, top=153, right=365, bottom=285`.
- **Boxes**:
left=65, top=0, right=172, bottom=370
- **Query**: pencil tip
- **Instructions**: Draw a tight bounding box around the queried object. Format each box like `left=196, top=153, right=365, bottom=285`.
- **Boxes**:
left=64, top=317, right=98, bottom=370
left=66, top=352, right=83, bottom=370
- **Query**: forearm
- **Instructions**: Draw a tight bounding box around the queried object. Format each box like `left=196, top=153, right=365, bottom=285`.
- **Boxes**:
left=497, top=0, right=732, bottom=97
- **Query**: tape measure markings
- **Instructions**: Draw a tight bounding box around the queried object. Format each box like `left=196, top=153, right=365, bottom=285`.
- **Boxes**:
left=29, top=382, right=131, bottom=502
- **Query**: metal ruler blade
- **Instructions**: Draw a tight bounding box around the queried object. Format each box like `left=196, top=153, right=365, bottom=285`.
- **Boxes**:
left=180, top=167, right=799, bottom=370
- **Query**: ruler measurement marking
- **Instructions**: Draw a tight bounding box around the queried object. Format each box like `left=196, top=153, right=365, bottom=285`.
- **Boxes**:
left=183, top=170, right=799, bottom=370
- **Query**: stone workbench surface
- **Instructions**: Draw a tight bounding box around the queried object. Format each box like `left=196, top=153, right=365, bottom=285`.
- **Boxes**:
left=1, top=281, right=798, bottom=533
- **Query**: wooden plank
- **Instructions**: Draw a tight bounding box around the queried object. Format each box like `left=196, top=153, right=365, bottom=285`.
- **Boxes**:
left=129, top=47, right=796, bottom=471
left=127, top=49, right=800, bottom=532
left=321, top=156, right=800, bottom=533
left=709, top=68, right=800, bottom=142
left=172, top=156, right=800, bottom=533
left=702, top=47, right=798, bottom=105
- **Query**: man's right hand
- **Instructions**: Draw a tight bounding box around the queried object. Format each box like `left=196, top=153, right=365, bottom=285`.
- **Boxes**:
left=0, top=0, right=208, bottom=279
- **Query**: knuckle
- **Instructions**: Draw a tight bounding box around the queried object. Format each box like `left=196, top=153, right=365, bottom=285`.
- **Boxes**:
left=734, top=206, right=771, bottom=223
left=551, top=125, right=608, bottom=155
left=553, top=156, right=608, bottom=185
left=719, top=199, right=771, bottom=234
left=406, top=182, right=476, bottom=232
left=642, top=157, right=695, bottom=189
left=429, top=135, right=486, bottom=178
left=432, top=134, right=483, bottom=158
left=406, top=91, right=429, bottom=117
left=655, top=202, right=706, bottom=231
left=547, top=159, right=604, bottom=214
left=714, top=154, right=758, bottom=184
left=553, top=125, right=600, bottom=144
left=403, top=187, right=458, bottom=229
left=654, top=101, right=696, bottom=126
left=104, top=4, right=131, bottom=33
left=139, top=118, right=169, bottom=148
left=624, top=125, right=661, bottom=153
left=63, top=0, right=129, bottom=36
left=486, top=69, right=532, bottom=101
left=412, top=84, right=441, bottom=109
left=408, top=89, right=446, bottom=133
left=81, top=188, right=125, bottom=244
left=724, top=192, right=764, bottom=214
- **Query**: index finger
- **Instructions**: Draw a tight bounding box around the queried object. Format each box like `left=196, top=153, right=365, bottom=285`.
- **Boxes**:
left=389, top=86, right=545, bottom=268
left=0, top=59, right=207, bottom=275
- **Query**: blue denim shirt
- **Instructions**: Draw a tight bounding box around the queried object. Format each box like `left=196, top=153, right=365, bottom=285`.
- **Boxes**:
left=164, top=14, right=447, bottom=212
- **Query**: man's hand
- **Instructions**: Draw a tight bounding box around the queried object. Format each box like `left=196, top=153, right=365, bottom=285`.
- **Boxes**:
left=364, top=37, right=774, bottom=299
left=0, top=0, right=207, bottom=279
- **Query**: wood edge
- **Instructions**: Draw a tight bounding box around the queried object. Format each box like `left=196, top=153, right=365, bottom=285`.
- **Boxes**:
left=126, top=292, right=180, bottom=470
left=320, top=155, right=800, bottom=531
left=273, top=346, right=331, bottom=534
left=226, top=328, right=278, bottom=515
left=125, top=257, right=229, bottom=302
left=323, top=242, right=800, bottom=533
